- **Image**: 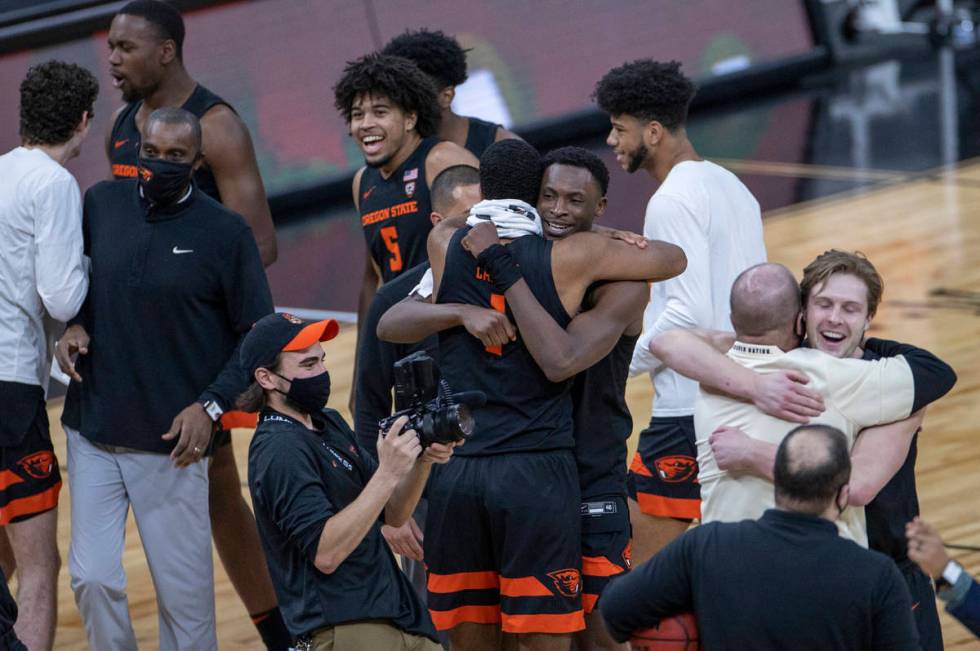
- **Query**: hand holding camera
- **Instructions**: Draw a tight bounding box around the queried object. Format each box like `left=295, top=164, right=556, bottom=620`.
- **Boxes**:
left=376, top=416, right=423, bottom=481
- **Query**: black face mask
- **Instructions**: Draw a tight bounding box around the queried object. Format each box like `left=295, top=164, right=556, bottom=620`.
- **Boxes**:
left=138, top=157, right=195, bottom=206
left=274, top=370, right=331, bottom=415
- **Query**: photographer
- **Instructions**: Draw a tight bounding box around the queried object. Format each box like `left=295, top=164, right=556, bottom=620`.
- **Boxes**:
left=240, top=313, right=453, bottom=650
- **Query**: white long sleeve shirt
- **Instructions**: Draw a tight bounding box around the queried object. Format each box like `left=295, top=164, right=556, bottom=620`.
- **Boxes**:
left=0, top=147, right=89, bottom=392
left=630, top=160, right=766, bottom=417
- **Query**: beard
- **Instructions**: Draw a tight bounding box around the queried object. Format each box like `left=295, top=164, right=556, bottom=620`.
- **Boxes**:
left=364, top=152, right=395, bottom=169
left=627, top=143, right=650, bottom=174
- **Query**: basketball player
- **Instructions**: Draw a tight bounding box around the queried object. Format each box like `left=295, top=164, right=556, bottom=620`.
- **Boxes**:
left=650, top=250, right=953, bottom=648
left=378, top=147, right=647, bottom=650
left=594, top=59, right=767, bottom=564
left=420, top=139, right=684, bottom=650
left=333, top=52, right=478, bottom=412
left=381, top=29, right=521, bottom=157
left=104, top=2, right=286, bottom=647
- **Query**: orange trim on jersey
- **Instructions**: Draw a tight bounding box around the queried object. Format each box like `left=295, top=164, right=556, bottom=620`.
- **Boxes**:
left=501, top=610, right=585, bottom=634
left=499, top=576, right=553, bottom=598
left=0, top=481, right=61, bottom=524
left=427, top=570, right=499, bottom=594
left=582, top=555, right=626, bottom=578
left=429, top=605, right=500, bottom=630
left=582, top=593, right=599, bottom=614
left=629, top=452, right=654, bottom=477
left=0, top=470, right=25, bottom=491
left=635, top=492, right=701, bottom=520
left=220, top=411, right=258, bottom=430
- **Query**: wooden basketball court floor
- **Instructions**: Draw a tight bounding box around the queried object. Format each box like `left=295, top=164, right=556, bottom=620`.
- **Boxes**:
left=36, top=157, right=980, bottom=649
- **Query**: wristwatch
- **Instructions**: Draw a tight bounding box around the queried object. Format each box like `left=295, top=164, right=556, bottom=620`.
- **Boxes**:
left=935, top=560, right=963, bottom=591
left=200, top=399, right=224, bottom=423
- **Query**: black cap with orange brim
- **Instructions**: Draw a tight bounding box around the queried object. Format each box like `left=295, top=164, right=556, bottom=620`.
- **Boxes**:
left=240, top=312, right=340, bottom=378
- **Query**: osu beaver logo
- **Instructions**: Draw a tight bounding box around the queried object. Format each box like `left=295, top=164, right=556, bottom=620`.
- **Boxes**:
left=18, top=451, right=56, bottom=479
left=280, top=313, right=303, bottom=324
left=138, top=166, right=152, bottom=182
left=655, top=455, right=697, bottom=483
left=547, top=569, right=581, bottom=598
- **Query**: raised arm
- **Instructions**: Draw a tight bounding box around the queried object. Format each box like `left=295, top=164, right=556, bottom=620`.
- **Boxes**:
left=201, top=106, right=278, bottom=266
left=650, top=328, right=824, bottom=423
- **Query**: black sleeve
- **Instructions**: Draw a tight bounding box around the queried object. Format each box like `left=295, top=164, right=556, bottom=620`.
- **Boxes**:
left=599, top=528, right=696, bottom=642
left=864, top=338, right=956, bottom=412
left=254, top=436, right=333, bottom=562
left=68, top=188, right=95, bottom=329
left=353, top=291, right=399, bottom=459
left=948, top=579, right=980, bottom=638
left=871, top=560, right=920, bottom=650
left=199, top=227, right=275, bottom=410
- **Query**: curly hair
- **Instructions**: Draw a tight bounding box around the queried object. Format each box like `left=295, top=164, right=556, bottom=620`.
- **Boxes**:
left=118, top=0, right=185, bottom=59
left=333, top=53, right=440, bottom=138
left=479, top=139, right=541, bottom=206
left=593, top=59, right=696, bottom=131
left=541, top=146, right=609, bottom=196
left=381, top=28, right=468, bottom=89
left=20, top=60, right=99, bottom=146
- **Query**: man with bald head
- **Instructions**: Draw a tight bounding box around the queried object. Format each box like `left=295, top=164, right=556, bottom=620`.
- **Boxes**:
left=692, top=263, right=938, bottom=546
left=56, top=108, right=273, bottom=650
left=600, top=424, right=919, bottom=649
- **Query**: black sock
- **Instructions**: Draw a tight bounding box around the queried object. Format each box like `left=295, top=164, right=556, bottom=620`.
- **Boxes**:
left=250, top=607, right=291, bottom=651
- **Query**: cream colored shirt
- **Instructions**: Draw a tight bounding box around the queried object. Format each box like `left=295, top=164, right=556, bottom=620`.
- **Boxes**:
left=694, top=342, right=916, bottom=547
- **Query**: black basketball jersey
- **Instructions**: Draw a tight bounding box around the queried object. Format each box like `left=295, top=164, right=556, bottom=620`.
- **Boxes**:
left=109, top=84, right=232, bottom=201
left=862, top=346, right=920, bottom=566
left=572, top=332, right=638, bottom=501
left=464, top=116, right=500, bottom=158
left=358, top=138, right=439, bottom=283
left=437, top=228, right=574, bottom=456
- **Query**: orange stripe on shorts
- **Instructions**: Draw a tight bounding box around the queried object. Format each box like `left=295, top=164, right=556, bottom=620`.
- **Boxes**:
left=582, top=555, right=626, bottom=578
left=0, top=481, right=61, bottom=524
left=636, top=492, right=701, bottom=520
left=629, top=452, right=654, bottom=477
left=429, top=605, right=500, bottom=630
left=499, top=576, right=553, bottom=597
left=427, top=570, right=499, bottom=593
left=0, top=470, right=25, bottom=491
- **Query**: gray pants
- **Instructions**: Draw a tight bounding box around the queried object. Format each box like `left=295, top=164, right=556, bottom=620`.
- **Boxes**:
left=65, top=427, right=216, bottom=651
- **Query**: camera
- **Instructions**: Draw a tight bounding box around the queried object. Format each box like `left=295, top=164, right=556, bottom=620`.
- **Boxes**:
left=379, top=351, right=485, bottom=448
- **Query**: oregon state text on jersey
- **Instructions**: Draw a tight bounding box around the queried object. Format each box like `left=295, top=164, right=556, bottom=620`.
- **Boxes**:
left=358, top=138, right=439, bottom=283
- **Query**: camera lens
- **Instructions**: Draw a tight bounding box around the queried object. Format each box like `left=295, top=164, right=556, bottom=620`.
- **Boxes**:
left=453, top=404, right=474, bottom=437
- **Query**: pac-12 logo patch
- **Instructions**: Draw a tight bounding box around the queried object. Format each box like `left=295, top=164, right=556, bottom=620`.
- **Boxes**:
left=655, top=455, right=697, bottom=483
left=547, top=569, right=581, bottom=598
left=404, top=181, right=416, bottom=198
left=18, top=451, right=56, bottom=479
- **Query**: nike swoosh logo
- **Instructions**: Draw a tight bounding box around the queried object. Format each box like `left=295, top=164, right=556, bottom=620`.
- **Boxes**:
left=362, top=186, right=375, bottom=200
left=114, top=139, right=129, bottom=149
left=172, top=247, right=193, bottom=255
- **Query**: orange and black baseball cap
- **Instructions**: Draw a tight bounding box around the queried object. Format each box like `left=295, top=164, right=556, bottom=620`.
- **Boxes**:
left=241, top=312, right=340, bottom=377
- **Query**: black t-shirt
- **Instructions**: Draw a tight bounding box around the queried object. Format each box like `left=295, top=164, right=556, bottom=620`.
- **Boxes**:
left=109, top=84, right=231, bottom=201
left=247, top=407, right=437, bottom=640
left=600, top=509, right=919, bottom=650
left=437, top=228, right=574, bottom=455
left=61, top=180, right=272, bottom=453
left=463, top=117, right=500, bottom=158
left=358, top=138, right=439, bottom=283
left=353, top=263, right=437, bottom=458
left=572, top=332, right=637, bottom=501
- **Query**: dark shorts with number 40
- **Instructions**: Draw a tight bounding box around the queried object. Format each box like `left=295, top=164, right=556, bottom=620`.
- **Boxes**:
left=627, top=416, right=700, bottom=521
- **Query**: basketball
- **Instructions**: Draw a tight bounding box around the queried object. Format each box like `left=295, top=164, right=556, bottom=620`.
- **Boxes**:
left=630, top=612, right=700, bottom=651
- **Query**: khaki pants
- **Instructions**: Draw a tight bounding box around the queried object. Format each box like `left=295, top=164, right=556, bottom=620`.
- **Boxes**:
left=310, top=620, right=441, bottom=651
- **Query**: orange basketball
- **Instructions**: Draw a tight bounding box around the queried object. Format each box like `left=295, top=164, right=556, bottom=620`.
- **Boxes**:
left=629, top=612, right=700, bottom=651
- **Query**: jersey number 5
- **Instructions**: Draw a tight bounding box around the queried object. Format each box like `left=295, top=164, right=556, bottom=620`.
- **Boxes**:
left=485, top=293, right=506, bottom=356
left=380, top=226, right=403, bottom=273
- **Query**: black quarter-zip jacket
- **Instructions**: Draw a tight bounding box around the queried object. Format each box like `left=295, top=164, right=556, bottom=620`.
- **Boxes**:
left=62, top=179, right=273, bottom=453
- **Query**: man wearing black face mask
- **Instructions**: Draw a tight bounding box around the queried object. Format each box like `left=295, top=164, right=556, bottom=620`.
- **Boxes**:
left=55, top=107, right=272, bottom=650
left=239, top=313, right=455, bottom=650
left=600, top=424, right=920, bottom=650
